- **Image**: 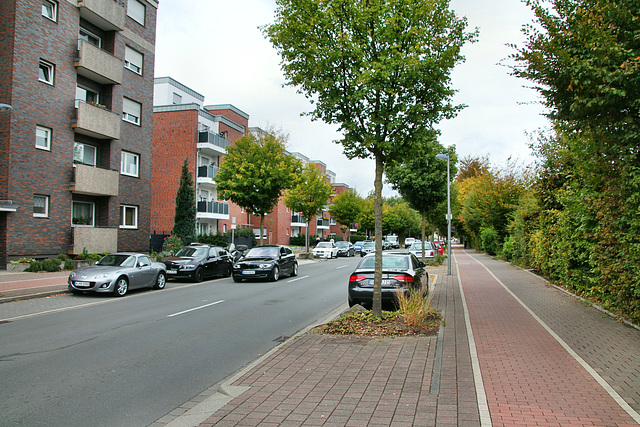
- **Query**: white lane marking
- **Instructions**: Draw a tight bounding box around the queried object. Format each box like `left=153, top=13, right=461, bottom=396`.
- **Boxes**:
left=466, top=252, right=640, bottom=424
left=167, top=300, right=225, bottom=318
left=336, top=265, right=349, bottom=270
left=454, top=251, right=492, bottom=426
left=287, top=275, right=309, bottom=283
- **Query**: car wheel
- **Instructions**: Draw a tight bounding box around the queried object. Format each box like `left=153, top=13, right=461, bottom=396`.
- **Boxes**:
left=348, top=297, right=356, bottom=307
left=194, top=267, right=204, bottom=282
left=154, top=272, right=166, bottom=289
left=114, top=277, right=128, bottom=297
left=291, top=262, right=298, bottom=277
left=232, top=275, right=243, bottom=283
left=270, top=266, right=280, bottom=282
left=223, top=265, right=232, bottom=278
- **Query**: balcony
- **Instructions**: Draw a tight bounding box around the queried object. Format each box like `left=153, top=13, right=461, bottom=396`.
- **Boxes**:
left=316, top=218, right=330, bottom=229
left=197, top=165, right=219, bottom=187
left=76, top=40, right=123, bottom=85
left=70, top=163, right=119, bottom=196
left=77, top=0, right=126, bottom=31
left=196, top=200, right=229, bottom=220
left=73, top=101, right=121, bottom=140
left=291, top=214, right=306, bottom=226
left=71, top=227, right=118, bottom=254
left=198, top=131, right=230, bottom=157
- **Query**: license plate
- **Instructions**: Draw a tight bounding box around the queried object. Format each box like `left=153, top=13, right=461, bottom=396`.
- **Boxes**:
left=167, top=270, right=177, bottom=275
left=368, top=279, right=392, bottom=286
left=242, top=270, right=256, bottom=275
left=74, top=281, right=90, bottom=288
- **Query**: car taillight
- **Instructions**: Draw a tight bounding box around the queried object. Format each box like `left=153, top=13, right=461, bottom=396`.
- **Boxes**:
left=394, top=275, right=414, bottom=283
left=349, top=274, right=366, bottom=282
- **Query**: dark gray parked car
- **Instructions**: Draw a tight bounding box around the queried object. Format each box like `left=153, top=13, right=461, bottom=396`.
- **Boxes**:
left=68, top=253, right=166, bottom=297
left=163, top=244, right=232, bottom=282
left=233, top=245, right=298, bottom=282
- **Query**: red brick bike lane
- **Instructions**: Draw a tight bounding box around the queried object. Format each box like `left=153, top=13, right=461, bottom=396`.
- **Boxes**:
left=456, top=250, right=638, bottom=427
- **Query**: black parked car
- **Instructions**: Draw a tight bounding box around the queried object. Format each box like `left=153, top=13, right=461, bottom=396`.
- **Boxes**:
left=233, top=245, right=298, bottom=282
left=348, top=252, right=429, bottom=308
left=163, top=244, right=232, bottom=282
left=336, top=241, right=355, bottom=257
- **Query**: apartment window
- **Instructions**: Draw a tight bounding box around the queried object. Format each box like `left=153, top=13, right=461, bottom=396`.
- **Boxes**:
left=79, top=27, right=101, bottom=48
left=127, top=0, right=145, bottom=25
left=121, top=151, right=139, bottom=177
left=76, top=85, right=100, bottom=107
left=42, top=0, right=57, bottom=21
left=38, top=60, right=54, bottom=85
left=120, top=205, right=138, bottom=228
left=122, top=97, right=141, bottom=125
left=73, top=142, right=97, bottom=166
left=72, top=201, right=94, bottom=226
left=124, top=46, right=143, bottom=75
left=33, top=195, right=49, bottom=217
left=172, top=92, right=182, bottom=104
left=35, top=126, right=52, bottom=150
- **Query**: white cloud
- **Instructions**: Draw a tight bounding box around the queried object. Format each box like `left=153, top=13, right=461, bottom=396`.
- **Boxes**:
left=154, top=0, right=549, bottom=195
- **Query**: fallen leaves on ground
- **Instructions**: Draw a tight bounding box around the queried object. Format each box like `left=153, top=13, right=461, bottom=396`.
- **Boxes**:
left=312, top=310, right=441, bottom=337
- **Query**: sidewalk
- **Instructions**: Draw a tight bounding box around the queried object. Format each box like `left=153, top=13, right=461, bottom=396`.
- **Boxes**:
left=0, top=270, right=69, bottom=303
left=152, top=247, right=640, bottom=426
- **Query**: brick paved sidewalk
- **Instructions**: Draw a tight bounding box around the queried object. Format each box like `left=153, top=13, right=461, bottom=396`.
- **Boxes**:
left=456, top=249, right=640, bottom=427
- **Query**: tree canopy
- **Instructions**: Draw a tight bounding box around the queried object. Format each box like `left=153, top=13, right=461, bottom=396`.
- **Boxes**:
left=328, top=189, right=363, bottom=241
left=172, top=158, right=196, bottom=244
left=265, top=0, right=476, bottom=316
left=216, top=130, right=301, bottom=244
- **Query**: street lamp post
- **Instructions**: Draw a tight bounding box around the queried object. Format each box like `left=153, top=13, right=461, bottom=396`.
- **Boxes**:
left=436, top=153, right=451, bottom=275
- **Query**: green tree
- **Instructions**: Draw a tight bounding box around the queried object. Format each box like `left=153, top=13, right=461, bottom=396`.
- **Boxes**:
left=265, top=0, right=476, bottom=317
left=172, top=158, right=196, bottom=244
left=329, top=189, right=363, bottom=242
left=284, top=163, right=334, bottom=252
left=217, top=130, right=301, bottom=245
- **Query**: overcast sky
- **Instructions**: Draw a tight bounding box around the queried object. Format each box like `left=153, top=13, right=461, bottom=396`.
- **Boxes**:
left=154, top=0, right=549, bottom=196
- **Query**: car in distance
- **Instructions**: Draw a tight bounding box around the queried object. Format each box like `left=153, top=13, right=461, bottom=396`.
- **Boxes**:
left=385, top=235, right=400, bottom=249
left=312, top=241, right=339, bottom=258
left=353, top=241, right=366, bottom=254
left=408, top=241, right=436, bottom=259
left=68, top=253, right=166, bottom=297
left=162, top=244, right=232, bottom=282
left=348, top=252, right=429, bottom=308
left=360, top=241, right=376, bottom=256
left=404, top=237, right=416, bottom=248
left=336, top=241, right=355, bottom=257
left=233, top=245, right=298, bottom=282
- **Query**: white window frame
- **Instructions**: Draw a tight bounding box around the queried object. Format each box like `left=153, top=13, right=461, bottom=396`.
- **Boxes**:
left=35, top=126, right=52, bottom=151
left=76, top=85, right=100, bottom=108
left=121, top=151, right=139, bottom=177
left=124, top=46, right=143, bottom=75
left=42, top=0, right=57, bottom=22
left=72, top=201, right=95, bottom=226
left=122, top=97, right=141, bottom=125
left=38, top=60, right=54, bottom=85
left=33, top=195, right=49, bottom=218
left=120, top=205, right=138, bottom=229
left=172, top=92, right=182, bottom=104
left=78, top=27, right=101, bottom=48
left=127, top=0, right=145, bottom=25
left=73, top=142, right=97, bottom=166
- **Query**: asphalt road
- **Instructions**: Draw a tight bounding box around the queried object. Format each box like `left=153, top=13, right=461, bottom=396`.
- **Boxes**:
left=0, top=256, right=360, bottom=426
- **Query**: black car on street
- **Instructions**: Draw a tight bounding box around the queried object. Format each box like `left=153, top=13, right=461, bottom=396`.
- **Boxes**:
left=163, top=244, right=233, bottom=282
left=233, top=245, right=298, bottom=282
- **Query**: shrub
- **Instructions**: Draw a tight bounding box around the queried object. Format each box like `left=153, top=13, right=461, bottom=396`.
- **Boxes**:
left=25, top=261, right=43, bottom=272
left=57, top=253, right=67, bottom=261
left=502, top=236, right=516, bottom=260
left=41, top=259, right=61, bottom=272
left=395, top=289, right=436, bottom=328
left=63, top=259, right=76, bottom=270
left=480, top=227, right=498, bottom=255
left=163, top=234, right=184, bottom=255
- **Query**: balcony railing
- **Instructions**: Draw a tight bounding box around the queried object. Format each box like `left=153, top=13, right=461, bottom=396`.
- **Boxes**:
left=71, top=163, right=119, bottom=196
left=76, top=40, right=123, bottom=85
left=197, top=200, right=229, bottom=216
left=291, top=214, right=306, bottom=225
left=77, top=0, right=126, bottom=31
left=73, top=101, right=120, bottom=140
left=198, top=131, right=230, bottom=156
left=316, top=218, right=330, bottom=228
left=197, top=165, right=220, bottom=179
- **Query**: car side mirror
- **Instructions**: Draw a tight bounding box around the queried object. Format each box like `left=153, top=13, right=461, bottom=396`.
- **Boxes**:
left=419, top=261, right=426, bottom=268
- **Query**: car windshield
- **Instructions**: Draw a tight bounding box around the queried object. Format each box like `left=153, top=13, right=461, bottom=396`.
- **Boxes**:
left=410, top=242, right=432, bottom=250
left=316, top=242, right=332, bottom=248
left=354, top=241, right=364, bottom=246
left=175, top=247, right=208, bottom=258
left=359, top=255, right=409, bottom=270
left=363, top=242, right=375, bottom=248
left=98, top=254, right=135, bottom=267
left=245, top=247, right=279, bottom=258
left=336, top=242, right=349, bottom=248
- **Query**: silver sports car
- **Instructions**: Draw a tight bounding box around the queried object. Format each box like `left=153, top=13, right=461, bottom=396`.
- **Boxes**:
left=68, top=253, right=167, bottom=297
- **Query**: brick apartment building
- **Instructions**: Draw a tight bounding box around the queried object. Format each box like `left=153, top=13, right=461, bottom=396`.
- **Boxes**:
left=0, top=0, right=158, bottom=268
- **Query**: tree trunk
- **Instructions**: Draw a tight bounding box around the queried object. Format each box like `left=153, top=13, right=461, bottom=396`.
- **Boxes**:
left=421, top=210, right=426, bottom=260
left=259, top=215, right=265, bottom=246
left=372, top=154, right=384, bottom=318
left=305, top=220, right=310, bottom=253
